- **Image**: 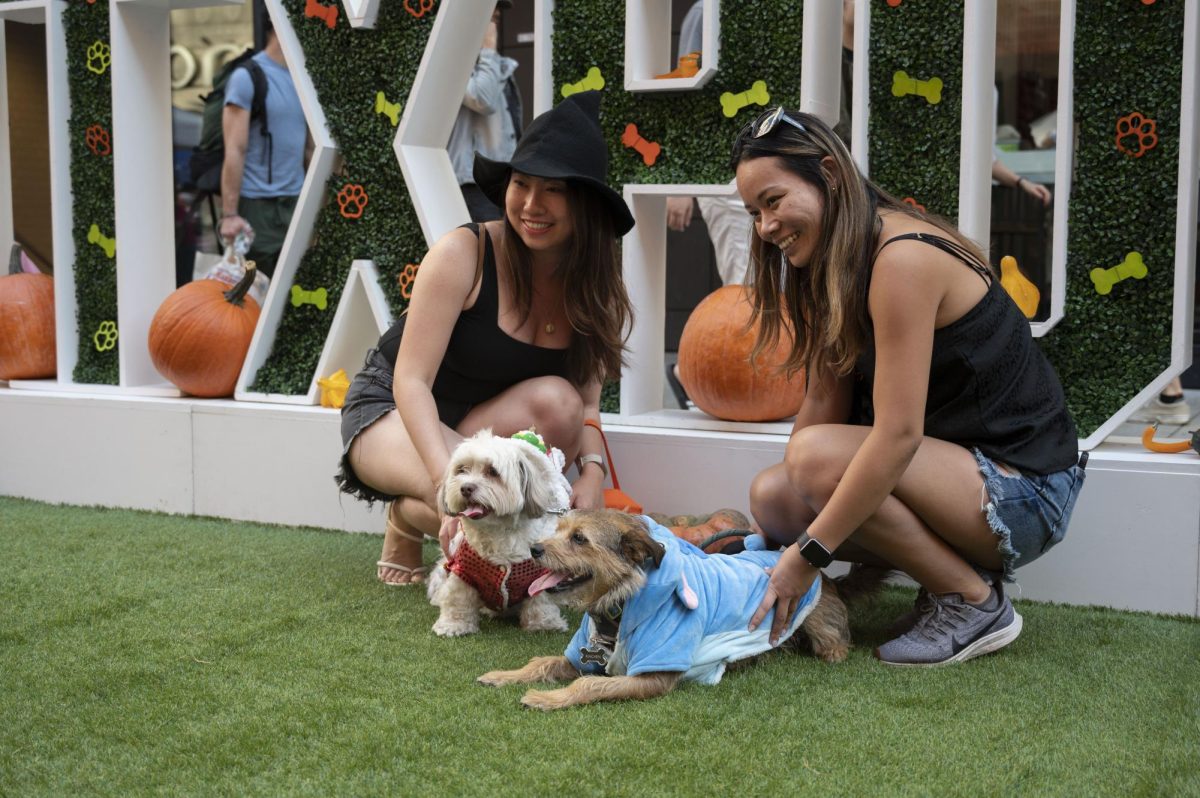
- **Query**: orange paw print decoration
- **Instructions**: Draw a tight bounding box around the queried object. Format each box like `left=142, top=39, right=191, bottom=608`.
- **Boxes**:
left=337, top=184, right=368, bottom=219
left=1115, top=112, right=1157, bottom=158
left=405, top=0, right=434, bottom=18
left=398, top=263, right=420, bottom=300
left=85, top=125, right=111, bottom=156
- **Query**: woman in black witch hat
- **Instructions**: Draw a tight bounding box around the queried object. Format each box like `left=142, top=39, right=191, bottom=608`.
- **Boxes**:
left=336, top=92, right=635, bottom=587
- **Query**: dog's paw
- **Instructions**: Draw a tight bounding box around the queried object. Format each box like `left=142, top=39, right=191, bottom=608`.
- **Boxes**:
left=520, top=613, right=569, bottom=633
left=432, top=618, right=478, bottom=637
left=521, top=688, right=573, bottom=711
left=477, top=669, right=522, bottom=687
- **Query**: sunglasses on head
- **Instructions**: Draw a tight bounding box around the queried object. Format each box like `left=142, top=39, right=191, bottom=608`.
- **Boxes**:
left=745, top=106, right=807, bottom=140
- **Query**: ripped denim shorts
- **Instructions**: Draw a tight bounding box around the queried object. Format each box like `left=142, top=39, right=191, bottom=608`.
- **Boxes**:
left=973, top=449, right=1086, bottom=582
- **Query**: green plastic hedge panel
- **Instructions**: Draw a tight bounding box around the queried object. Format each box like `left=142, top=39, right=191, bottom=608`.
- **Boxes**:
left=65, top=1, right=118, bottom=385
left=249, top=0, right=434, bottom=395
left=868, top=0, right=962, bottom=221
left=1039, top=0, right=1183, bottom=437
left=553, top=0, right=805, bottom=411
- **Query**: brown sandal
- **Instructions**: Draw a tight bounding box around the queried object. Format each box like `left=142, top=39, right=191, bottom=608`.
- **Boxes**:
left=378, top=502, right=428, bottom=586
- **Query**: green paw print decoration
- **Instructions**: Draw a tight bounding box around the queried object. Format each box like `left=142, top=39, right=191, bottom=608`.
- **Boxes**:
left=93, top=320, right=118, bottom=352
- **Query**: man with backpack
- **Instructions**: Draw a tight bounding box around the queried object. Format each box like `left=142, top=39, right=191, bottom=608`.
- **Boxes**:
left=214, top=14, right=308, bottom=279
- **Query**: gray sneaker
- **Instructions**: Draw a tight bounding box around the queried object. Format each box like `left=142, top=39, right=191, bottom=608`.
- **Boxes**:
left=885, top=587, right=934, bottom=638
left=875, top=588, right=1023, bottom=667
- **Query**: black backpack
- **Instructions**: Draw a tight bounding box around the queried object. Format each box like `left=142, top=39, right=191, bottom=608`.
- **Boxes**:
left=188, top=48, right=271, bottom=194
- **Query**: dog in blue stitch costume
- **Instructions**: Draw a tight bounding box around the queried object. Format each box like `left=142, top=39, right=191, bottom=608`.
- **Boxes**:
left=478, top=509, right=855, bottom=710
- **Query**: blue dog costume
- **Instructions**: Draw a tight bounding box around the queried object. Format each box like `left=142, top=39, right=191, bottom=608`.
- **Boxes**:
left=564, top=518, right=823, bottom=685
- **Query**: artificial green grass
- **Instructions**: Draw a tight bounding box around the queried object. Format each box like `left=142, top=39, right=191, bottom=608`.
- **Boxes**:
left=1, top=496, right=1197, bottom=797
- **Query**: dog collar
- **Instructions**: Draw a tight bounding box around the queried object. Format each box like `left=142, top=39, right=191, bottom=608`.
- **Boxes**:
left=577, top=549, right=663, bottom=670
left=579, top=602, right=623, bottom=669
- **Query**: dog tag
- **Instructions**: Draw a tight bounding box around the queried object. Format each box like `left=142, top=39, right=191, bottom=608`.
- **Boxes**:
left=579, top=645, right=609, bottom=666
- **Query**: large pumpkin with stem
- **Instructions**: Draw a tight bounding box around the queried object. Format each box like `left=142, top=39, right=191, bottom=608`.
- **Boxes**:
left=0, top=271, right=57, bottom=380
left=677, top=285, right=805, bottom=422
left=148, top=266, right=261, bottom=397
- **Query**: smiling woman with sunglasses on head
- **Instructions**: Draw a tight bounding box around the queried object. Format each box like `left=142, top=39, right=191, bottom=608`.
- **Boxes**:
left=735, top=109, right=1085, bottom=666
left=336, top=92, right=634, bottom=587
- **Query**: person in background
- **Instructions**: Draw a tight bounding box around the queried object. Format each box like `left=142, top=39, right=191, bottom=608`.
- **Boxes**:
left=732, top=108, right=1085, bottom=667
left=218, top=14, right=311, bottom=278
left=336, top=92, right=633, bottom=586
left=1132, top=376, right=1192, bottom=425
left=448, top=0, right=523, bottom=222
left=664, top=0, right=752, bottom=286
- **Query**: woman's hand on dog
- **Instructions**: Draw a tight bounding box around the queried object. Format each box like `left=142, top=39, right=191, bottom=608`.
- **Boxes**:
left=569, top=467, right=605, bottom=510
left=750, top=544, right=819, bottom=645
left=438, top=515, right=460, bottom=557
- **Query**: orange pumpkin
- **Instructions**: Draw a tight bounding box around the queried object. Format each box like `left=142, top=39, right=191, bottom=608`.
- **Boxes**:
left=650, top=508, right=753, bottom=553
left=677, top=285, right=805, bottom=422
left=0, top=272, right=56, bottom=380
left=147, top=267, right=260, bottom=397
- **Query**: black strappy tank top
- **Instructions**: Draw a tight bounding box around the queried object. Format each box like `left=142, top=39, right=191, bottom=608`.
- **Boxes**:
left=856, top=232, right=1078, bottom=474
left=376, top=223, right=570, bottom=407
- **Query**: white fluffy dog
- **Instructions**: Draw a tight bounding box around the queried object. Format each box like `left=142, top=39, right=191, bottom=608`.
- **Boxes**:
left=426, top=430, right=573, bottom=637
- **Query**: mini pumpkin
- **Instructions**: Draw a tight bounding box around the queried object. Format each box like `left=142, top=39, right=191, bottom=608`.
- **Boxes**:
left=0, top=271, right=56, bottom=380
left=147, top=266, right=261, bottom=397
left=676, top=285, right=805, bottom=422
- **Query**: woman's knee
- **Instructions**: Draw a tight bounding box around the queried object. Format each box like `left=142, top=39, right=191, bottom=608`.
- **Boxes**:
left=783, top=426, right=844, bottom=501
left=749, top=465, right=811, bottom=541
left=525, top=376, right=584, bottom=435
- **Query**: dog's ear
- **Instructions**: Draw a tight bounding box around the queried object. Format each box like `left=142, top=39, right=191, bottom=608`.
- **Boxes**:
left=516, top=444, right=559, bottom=518
left=617, top=514, right=663, bottom=569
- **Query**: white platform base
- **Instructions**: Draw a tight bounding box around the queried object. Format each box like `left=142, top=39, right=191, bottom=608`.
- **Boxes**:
left=1, top=387, right=1197, bottom=617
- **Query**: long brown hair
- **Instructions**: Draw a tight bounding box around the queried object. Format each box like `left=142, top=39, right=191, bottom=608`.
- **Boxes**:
left=730, top=110, right=987, bottom=379
left=499, top=179, right=633, bottom=386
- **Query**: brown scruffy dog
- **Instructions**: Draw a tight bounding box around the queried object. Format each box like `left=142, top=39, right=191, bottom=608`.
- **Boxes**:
left=479, top=509, right=878, bottom=710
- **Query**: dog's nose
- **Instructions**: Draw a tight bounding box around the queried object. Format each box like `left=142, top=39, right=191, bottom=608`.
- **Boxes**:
left=460, top=483, right=475, bottom=499
left=530, top=544, right=544, bottom=559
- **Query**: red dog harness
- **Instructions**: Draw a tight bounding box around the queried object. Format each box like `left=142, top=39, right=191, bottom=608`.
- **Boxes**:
left=445, top=539, right=548, bottom=612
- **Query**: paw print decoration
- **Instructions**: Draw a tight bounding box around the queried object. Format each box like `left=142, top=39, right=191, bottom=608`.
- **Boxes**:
left=398, top=263, right=420, bottom=300
left=86, top=41, right=112, bottom=75
left=93, top=320, right=119, bottom=352
left=85, top=125, right=111, bottom=156
left=337, top=184, right=369, bottom=219
left=1115, top=111, right=1158, bottom=158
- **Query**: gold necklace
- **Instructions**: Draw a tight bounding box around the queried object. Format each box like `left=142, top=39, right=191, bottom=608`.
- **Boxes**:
left=545, top=322, right=556, bottom=334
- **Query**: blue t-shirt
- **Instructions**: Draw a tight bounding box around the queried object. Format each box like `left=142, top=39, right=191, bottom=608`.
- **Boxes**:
left=224, top=51, right=306, bottom=198
left=564, top=520, right=823, bottom=685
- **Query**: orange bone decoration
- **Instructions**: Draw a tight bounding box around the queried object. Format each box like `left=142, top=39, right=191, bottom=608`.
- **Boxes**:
left=887, top=0, right=902, bottom=5
left=305, top=0, right=338, bottom=28
left=398, top=263, right=420, bottom=300
left=656, top=52, right=700, bottom=80
left=404, top=0, right=435, bottom=19
left=901, top=197, right=926, bottom=213
left=85, top=124, right=111, bottom=156
left=337, top=184, right=369, bottom=219
left=1141, top=425, right=1197, bottom=455
left=621, top=123, right=661, bottom=167
left=1115, top=112, right=1157, bottom=158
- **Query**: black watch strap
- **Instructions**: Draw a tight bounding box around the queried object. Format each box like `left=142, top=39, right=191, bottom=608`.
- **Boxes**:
left=796, top=532, right=834, bottom=569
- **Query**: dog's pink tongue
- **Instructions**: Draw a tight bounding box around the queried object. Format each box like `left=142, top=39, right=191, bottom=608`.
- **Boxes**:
left=528, top=571, right=564, bottom=596
left=461, top=506, right=486, bottom=519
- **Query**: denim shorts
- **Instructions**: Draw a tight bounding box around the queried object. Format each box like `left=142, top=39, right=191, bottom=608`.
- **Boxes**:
left=335, top=348, right=475, bottom=504
left=973, top=449, right=1086, bottom=582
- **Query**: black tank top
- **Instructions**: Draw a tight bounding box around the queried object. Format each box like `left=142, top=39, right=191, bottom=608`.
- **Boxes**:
left=376, top=224, right=570, bottom=408
left=856, top=232, right=1078, bottom=474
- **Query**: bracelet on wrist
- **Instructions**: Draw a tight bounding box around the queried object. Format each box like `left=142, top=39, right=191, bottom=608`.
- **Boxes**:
left=1015, top=177, right=1025, bottom=190
left=577, top=453, right=607, bottom=479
